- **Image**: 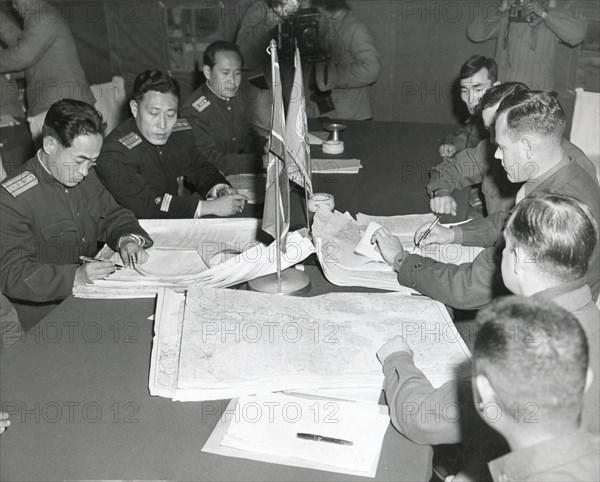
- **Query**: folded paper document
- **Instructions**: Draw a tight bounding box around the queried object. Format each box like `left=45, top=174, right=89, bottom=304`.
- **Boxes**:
left=73, top=218, right=314, bottom=299
left=313, top=210, right=484, bottom=291
left=203, top=392, right=390, bottom=477
left=354, top=222, right=385, bottom=263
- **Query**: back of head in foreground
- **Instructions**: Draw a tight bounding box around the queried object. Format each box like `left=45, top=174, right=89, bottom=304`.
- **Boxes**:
left=472, top=296, right=589, bottom=449
left=502, top=191, right=598, bottom=295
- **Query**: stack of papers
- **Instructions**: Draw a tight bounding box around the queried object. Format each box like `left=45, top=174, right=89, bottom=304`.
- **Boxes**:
left=312, top=210, right=484, bottom=292
left=312, top=210, right=413, bottom=292
left=73, top=218, right=314, bottom=299
left=203, top=392, right=390, bottom=478
left=149, top=286, right=471, bottom=401
left=311, top=158, right=362, bottom=174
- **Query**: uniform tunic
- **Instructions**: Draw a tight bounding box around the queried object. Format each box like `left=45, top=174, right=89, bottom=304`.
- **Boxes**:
left=180, top=83, right=263, bottom=175
left=0, top=155, right=151, bottom=303
left=95, top=117, right=229, bottom=219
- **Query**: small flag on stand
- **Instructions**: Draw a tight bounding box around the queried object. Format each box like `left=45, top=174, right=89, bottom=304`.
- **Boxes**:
left=284, top=45, right=312, bottom=195
left=262, top=40, right=290, bottom=252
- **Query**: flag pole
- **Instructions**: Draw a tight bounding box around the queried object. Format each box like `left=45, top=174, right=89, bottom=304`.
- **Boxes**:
left=270, top=40, right=283, bottom=290
left=248, top=40, right=310, bottom=295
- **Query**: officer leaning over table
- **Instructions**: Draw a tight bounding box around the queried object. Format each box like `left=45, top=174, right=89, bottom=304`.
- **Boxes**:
left=95, top=70, right=248, bottom=219
left=0, top=99, right=152, bottom=328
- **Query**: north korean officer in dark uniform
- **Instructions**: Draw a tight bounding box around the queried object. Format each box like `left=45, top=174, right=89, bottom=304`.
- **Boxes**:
left=95, top=70, right=248, bottom=219
left=181, top=41, right=265, bottom=176
left=0, top=99, right=152, bottom=326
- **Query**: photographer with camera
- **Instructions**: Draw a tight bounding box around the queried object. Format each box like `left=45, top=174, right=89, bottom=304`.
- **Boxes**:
left=305, top=0, right=381, bottom=120
left=467, top=0, right=587, bottom=90
left=236, top=0, right=380, bottom=123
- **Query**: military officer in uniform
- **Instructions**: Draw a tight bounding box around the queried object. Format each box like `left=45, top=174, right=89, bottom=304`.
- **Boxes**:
left=96, top=70, right=248, bottom=219
left=0, top=99, right=152, bottom=327
left=180, top=41, right=264, bottom=176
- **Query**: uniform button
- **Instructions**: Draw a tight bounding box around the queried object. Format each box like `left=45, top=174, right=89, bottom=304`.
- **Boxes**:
left=77, top=212, right=80, bottom=216
left=226, top=105, right=232, bottom=111
left=232, top=137, right=237, bottom=141
left=82, top=237, right=86, bottom=242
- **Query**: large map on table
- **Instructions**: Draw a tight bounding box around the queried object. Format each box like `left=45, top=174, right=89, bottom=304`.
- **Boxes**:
left=150, top=287, right=472, bottom=401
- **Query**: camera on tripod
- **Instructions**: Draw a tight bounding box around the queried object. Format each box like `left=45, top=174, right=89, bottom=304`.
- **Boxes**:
left=278, top=8, right=328, bottom=63
left=508, top=0, right=535, bottom=23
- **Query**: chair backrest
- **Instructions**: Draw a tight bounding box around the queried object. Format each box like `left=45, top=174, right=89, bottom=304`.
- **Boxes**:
left=27, top=110, right=46, bottom=148
left=570, top=88, right=600, bottom=184
left=90, top=76, right=127, bottom=135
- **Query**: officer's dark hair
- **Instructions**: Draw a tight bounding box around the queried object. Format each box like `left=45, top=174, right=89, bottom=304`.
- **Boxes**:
left=504, top=191, right=598, bottom=282
left=497, top=90, right=566, bottom=143
left=459, top=55, right=498, bottom=83
left=203, top=41, right=243, bottom=69
left=480, top=82, right=529, bottom=112
left=132, top=70, right=180, bottom=103
left=474, top=296, right=588, bottom=422
left=42, top=99, right=106, bottom=148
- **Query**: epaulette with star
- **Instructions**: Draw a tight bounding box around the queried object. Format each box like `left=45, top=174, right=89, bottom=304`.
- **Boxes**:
left=172, top=118, right=192, bottom=132
left=1, top=171, right=38, bottom=197
left=192, top=95, right=211, bottom=113
left=119, top=132, right=142, bottom=149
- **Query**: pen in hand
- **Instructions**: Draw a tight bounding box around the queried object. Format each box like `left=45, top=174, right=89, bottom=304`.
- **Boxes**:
left=79, top=255, right=123, bottom=269
left=415, top=215, right=441, bottom=248
left=297, top=432, right=353, bottom=446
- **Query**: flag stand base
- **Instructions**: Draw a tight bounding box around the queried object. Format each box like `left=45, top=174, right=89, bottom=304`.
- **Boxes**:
left=248, top=268, right=311, bottom=295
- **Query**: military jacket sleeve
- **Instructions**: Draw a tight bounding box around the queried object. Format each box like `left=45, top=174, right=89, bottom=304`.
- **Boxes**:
left=395, top=242, right=507, bottom=311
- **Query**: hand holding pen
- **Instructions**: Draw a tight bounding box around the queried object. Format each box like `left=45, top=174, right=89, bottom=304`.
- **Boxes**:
left=413, top=216, right=454, bottom=247
left=73, top=256, right=119, bottom=287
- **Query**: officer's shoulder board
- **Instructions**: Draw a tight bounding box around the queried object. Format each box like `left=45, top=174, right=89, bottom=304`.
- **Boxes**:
left=2, top=171, right=38, bottom=197
left=172, top=118, right=192, bottom=132
left=119, top=132, right=142, bottom=149
left=192, top=95, right=211, bottom=114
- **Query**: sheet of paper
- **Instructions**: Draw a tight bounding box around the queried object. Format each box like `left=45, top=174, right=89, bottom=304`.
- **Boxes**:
left=312, top=158, right=362, bottom=174
left=166, top=287, right=470, bottom=401
left=356, top=213, right=436, bottom=236
left=202, top=397, right=389, bottom=478
left=138, top=218, right=261, bottom=249
left=226, top=173, right=266, bottom=205
left=134, top=248, right=208, bottom=279
left=219, top=393, right=389, bottom=475
left=286, top=388, right=382, bottom=404
left=354, top=222, right=385, bottom=263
